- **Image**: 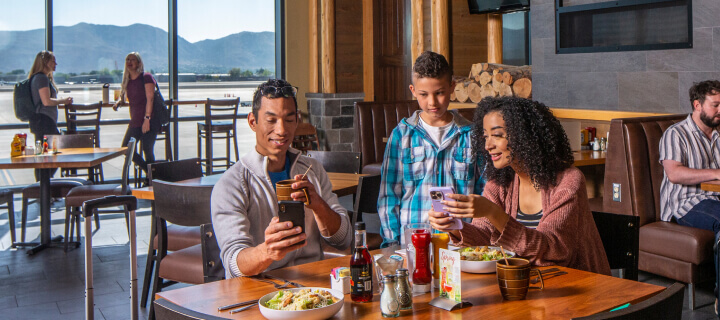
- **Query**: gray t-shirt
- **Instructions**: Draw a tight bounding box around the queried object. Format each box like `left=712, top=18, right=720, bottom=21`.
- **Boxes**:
left=30, top=73, right=58, bottom=122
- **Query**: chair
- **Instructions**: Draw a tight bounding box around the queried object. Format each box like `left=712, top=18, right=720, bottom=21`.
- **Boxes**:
left=292, top=122, right=319, bottom=152
left=592, top=211, right=640, bottom=280
left=306, top=151, right=361, bottom=174
left=18, top=134, right=96, bottom=249
left=61, top=101, right=104, bottom=182
left=148, top=180, right=224, bottom=320
left=602, top=114, right=712, bottom=309
left=0, top=189, right=16, bottom=247
left=141, top=158, right=204, bottom=307
left=571, top=282, right=685, bottom=320
left=64, top=138, right=136, bottom=252
left=353, top=174, right=383, bottom=250
left=154, top=298, right=228, bottom=320
left=196, top=98, right=240, bottom=175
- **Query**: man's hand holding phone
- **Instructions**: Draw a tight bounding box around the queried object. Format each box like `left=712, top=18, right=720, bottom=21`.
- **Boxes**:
left=262, top=216, right=306, bottom=261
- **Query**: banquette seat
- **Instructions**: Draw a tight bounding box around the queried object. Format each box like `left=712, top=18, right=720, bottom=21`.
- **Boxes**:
left=602, top=114, right=714, bottom=309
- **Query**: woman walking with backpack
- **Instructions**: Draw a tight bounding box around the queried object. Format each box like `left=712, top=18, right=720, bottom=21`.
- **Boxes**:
left=28, top=50, right=73, bottom=180
left=112, top=52, right=158, bottom=180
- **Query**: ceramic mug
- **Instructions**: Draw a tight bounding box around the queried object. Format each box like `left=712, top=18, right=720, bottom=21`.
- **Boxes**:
left=276, top=179, right=310, bottom=205
left=496, top=258, right=544, bottom=300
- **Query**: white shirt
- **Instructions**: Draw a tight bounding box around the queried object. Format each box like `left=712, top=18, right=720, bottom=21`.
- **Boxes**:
left=418, top=116, right=454, bottom=147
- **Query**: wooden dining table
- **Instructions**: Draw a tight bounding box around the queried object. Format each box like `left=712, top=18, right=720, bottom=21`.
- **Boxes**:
left=155, top=247, right=664, bottom=319
left=573, top=150, right=606, bottom=167
left=701, top=180, right=720, bottom=192
left=0, top=147, right=127, bottom=254
left=132, top=172, right=368, bottom=200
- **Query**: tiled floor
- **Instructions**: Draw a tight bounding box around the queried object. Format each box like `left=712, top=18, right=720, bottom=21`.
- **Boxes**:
left=0, top=196, right=717, bottom=319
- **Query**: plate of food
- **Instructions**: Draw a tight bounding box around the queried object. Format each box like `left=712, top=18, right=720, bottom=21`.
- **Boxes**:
left=458, top=246, right=515, bottom=273
left=258, top=287, right=344, bottom=320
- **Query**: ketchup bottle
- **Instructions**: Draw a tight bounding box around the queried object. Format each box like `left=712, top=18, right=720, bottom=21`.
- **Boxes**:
left=351, top=222, right=373, bottom=302
left=411, top=229, right=432, bottom=289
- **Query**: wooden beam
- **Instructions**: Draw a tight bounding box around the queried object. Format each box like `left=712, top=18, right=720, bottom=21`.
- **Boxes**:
left=308, top=0, right=319, bottom=92
left=362, top=0, right=374, bottom=101
left=431, top=0, right=449, bottom=60
left=321, top=0, right=336, bottom=93
left=411, top=0, right=424, bottom=65
left=488, top=13, right=503, bottom=64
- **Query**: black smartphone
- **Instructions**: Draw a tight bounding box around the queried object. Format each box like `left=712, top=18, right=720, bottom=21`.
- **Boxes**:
left=278, top=200, right=306, bottom=245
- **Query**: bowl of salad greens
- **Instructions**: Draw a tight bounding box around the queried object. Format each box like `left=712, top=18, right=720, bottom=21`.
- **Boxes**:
left=258, top=287, right=344, bottom=320
left=458, top=246, right=515, bottom=273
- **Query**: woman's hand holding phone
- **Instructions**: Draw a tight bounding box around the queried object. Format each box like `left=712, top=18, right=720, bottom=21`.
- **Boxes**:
left=429, top=187, right=462, bottom=230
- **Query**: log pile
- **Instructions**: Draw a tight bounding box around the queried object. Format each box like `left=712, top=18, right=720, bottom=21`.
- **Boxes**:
left=453, top=63, right=532, bottom=103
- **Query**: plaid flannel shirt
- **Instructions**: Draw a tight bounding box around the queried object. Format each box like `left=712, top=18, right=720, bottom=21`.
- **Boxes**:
left=378, top=110, right=485, bottom=246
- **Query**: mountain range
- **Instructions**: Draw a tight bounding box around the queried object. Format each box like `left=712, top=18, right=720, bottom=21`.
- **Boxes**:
left=0, top=23, right=275, bottom=74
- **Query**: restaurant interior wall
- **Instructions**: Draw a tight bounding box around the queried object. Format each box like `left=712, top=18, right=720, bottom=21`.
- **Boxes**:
left=285, top=0, right=310, bottom=114
left=532, top=0, right=720, bottom=113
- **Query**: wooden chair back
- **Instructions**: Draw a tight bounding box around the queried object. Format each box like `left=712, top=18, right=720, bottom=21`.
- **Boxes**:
left=204, top=98, right=240, bottom=125
left=64, top=101, right=102, bottom=147
left=293, top=122, right=319, bottom=152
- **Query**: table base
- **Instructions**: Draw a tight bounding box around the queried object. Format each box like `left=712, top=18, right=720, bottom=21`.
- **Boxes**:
left=23, top=235, right=77, bottom=255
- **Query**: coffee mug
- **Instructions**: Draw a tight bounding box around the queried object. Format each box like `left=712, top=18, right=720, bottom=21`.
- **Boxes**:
left=496, top=258, right=543, bottom=301
left=276, top=179, right=311, bottom=205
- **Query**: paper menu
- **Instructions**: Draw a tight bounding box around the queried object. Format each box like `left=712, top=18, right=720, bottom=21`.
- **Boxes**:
left=438, top=248, right=461, bottom=302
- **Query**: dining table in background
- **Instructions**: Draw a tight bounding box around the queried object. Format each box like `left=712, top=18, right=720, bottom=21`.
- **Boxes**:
left=0, top=147, right=127, bottom=254
left=155, top=247, right=664, bottom=319
left=701, top=180, right=720, bottom=193
left=132, top=172, right=368, bottom=200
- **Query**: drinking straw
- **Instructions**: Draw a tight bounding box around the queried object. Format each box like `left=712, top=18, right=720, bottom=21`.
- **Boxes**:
left=300, top=165, right=312, bottom=180
left=500, top=246, right=510, bottom=265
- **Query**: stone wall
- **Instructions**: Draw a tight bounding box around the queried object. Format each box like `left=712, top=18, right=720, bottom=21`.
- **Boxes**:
left=531, top=0, right=720, bottom=113
left=306, top=93, right=365, bottom=151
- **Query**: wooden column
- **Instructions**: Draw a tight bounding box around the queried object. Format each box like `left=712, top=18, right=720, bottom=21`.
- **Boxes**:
left=308, top=0, right=319, bottom=92
left=321, top=0, right=336, bottom=93
left=488, top=13, right=503, bottom=64
left=431, top=0, right=449, bottom=60
left=411, top=0, right=425, bottom=65
left=362, top=0, right=374, bottom=101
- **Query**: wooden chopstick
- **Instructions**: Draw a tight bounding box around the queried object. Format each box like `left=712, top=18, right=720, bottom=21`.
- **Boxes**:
left=218, top=299, right=258, bottom=311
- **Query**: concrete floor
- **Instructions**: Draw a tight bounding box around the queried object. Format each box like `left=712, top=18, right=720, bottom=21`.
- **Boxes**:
left=0, top=196, right=717, bottom=320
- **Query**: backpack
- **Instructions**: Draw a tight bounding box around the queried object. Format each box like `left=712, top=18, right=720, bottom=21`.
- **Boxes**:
left=13, top=73, right=38, bottom=122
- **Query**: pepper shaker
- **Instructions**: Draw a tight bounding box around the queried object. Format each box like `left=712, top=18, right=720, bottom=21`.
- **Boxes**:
left=395, top=268, right=412, bottom=311
left=380, top=275, right=400, bottom=318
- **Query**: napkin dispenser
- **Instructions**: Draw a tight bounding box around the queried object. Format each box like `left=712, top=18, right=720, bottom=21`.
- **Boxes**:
left=331, top=267, right=351, bottom=294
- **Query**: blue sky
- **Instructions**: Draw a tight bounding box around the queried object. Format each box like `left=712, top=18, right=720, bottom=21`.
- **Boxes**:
left=0, top=0, right=275, bottom=43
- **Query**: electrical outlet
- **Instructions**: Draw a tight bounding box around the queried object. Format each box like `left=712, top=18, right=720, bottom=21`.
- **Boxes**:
left=612, top=183, right=621, bottom=202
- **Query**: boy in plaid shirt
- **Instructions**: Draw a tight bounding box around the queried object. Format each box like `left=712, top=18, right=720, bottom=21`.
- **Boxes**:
left=378, top=51, right=485, bottom=246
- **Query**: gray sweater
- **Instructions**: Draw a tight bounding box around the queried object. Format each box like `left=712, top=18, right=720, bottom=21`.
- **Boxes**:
left=211, top=148, right=352, bottom=278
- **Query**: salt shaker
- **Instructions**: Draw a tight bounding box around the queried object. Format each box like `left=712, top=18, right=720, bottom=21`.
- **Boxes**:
left=395, top=268, right=412, bottom=311
left=380, top=275, right=400, bottom=318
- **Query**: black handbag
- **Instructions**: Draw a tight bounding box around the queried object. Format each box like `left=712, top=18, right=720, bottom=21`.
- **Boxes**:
left=142, top=73, right=169, bottom=127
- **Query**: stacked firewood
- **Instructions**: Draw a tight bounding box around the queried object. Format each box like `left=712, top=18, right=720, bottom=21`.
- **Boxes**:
left=451, top=63, right=532, bottom=103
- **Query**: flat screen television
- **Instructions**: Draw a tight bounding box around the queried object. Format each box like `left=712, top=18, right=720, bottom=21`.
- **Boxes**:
left=468, top=0, right=530, bottom=14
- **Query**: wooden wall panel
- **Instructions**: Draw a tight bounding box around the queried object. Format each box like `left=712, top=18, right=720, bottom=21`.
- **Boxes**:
left=450, top=0, right=487, bottom=77
left=335, top=0, right=364, bottom=93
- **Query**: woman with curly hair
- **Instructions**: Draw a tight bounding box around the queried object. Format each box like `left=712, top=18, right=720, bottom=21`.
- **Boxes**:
left=428, top=97, right=610, bottom=274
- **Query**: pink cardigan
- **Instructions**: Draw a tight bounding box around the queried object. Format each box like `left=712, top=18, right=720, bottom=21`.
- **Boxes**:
left=452, top=167, right=611, bottom=275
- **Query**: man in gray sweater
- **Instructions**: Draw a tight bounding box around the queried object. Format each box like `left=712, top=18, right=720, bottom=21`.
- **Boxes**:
left=211, top=79, right=352, bottom=278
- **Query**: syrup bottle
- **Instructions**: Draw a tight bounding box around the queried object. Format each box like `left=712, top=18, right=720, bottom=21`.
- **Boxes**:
left=351, top=222, right=373, bottom=302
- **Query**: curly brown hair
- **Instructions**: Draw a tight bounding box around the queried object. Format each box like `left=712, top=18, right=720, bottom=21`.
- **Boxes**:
left=471, top=97, right=574, bottom=189
left=412, top=51, right=451, bottom=82
left=688, top=80, right=720, bottom=110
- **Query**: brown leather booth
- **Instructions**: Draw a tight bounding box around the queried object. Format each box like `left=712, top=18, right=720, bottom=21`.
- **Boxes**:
left=602, top=114, right=714, bottom=309
left=355, top=100, right=476, bottom=174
